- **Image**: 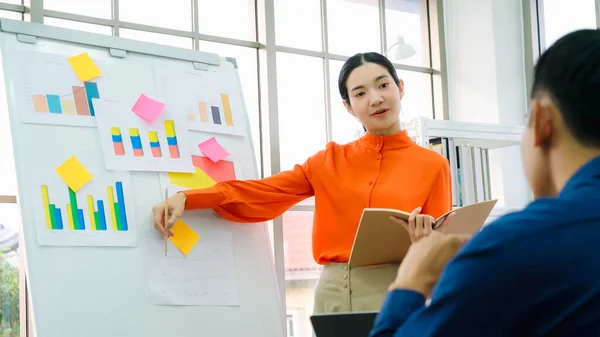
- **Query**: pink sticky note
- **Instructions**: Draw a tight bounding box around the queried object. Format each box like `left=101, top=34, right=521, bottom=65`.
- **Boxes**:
left=132, top=94, right=165, bottom=122
left=198, top=137, right=230, bottom=162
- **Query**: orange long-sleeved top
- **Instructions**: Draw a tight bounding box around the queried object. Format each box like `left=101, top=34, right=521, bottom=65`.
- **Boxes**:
left=183, top=130, right=452, bottom=265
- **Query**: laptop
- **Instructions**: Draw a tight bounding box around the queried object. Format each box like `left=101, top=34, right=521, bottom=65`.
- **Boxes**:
left=310, top=311, right=378, bottom=337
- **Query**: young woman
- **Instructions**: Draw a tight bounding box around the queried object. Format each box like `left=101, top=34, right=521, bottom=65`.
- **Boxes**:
left=152, top=52, right=452, bottom=313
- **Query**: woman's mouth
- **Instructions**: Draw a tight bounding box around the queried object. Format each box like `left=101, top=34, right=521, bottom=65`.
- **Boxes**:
left=371, top=108, right=389, bottom=118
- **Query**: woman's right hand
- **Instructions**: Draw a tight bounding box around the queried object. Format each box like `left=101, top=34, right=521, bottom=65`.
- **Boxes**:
left=152, top=192, right=187, bottom=237
left=390, top=207, right=453, bottom=243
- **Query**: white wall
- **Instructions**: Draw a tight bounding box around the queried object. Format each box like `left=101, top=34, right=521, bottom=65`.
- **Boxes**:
left=444, top=0, right=531, bottom=208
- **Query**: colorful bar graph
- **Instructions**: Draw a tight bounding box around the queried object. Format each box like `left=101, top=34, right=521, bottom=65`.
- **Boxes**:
left=211, top=106, right=222, bottom=125
left=33, top=95, right=48, bottom=112
left=66, top=204, right=75, bottom=230
left=68, top=187, right=84, bottom=230
left=164, top=120, right=180, bottom=159
left=39, top=182, right=128, bottom=233
left=111, top=127, right=125, bottom=156
left=97, top=200, right=107, bottom=231
left=148, top=131, right=162, bottom=158
left=107, top=186, right=117, bottom=231
left=47, top=94, right=62, bottom=113
left=115, top=182, right=128, bottom=231
left=87, top=195, right=97, bottom=230
left=54, top=207, right=64, bottom=230
left=220, top=94, right=234, bottom=126
left=41, top=186, right=52, bottom=229
left=129, top=128, right=144, bottom=157
left=72, top=86, right=90, bottom=116
left=84, top=82, right=100, bottom=116
left=198, top=102, right=209, bottom=122
left=61, top=99, right=76, bottom=114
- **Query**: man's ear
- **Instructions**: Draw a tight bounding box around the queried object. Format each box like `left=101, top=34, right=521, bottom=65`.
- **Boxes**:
left=343, top=100, right=355, bottom=117
left=531, top=98, right=554, bottom=149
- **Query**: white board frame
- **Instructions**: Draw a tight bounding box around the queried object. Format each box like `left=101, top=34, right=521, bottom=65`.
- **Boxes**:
left=0, top=18, right=284, bottom=337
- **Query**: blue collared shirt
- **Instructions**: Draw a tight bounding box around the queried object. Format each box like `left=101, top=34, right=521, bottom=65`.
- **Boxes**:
left=370, top=156, right=600, bottom=337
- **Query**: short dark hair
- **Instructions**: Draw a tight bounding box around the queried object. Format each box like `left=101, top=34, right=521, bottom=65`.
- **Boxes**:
left=532, top=29, right=600, bottom=148
left=338, top=52, right=400, bottom=106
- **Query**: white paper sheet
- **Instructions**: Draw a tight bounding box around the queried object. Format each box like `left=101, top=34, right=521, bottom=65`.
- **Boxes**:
left=143, top=229, right=239, bottom=306
left=29, top=169, right=137, bottom=247
left=93, top=99, right=194, bottom=172
left=153, top=64, right=247, bottom=137
left=9, top=49, right=108, bottom=127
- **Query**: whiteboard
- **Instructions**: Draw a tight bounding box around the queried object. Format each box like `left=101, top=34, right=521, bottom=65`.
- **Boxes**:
left=0, top=19, right=285, bottom=337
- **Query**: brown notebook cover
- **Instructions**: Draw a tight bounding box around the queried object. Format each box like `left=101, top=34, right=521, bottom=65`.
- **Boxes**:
left=348, top=199, right=498, bottom=267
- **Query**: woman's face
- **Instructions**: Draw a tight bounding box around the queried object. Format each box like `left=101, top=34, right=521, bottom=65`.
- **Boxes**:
left=343, top=62, right=404, bottom=135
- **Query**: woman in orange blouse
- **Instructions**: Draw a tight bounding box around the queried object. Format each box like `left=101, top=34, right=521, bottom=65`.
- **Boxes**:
left=152, top=52, right=452, bottom=313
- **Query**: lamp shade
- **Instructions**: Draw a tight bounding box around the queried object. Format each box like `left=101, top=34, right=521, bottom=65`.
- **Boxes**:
left=388, top=36, right=416, bottom=60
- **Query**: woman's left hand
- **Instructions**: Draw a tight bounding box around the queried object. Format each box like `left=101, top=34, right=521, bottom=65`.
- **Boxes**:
left=391, top=207, right=435, bottom=243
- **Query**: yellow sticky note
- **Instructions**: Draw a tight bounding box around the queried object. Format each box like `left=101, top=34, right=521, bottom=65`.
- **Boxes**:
left=55, top=156, right=93, bottom=192
left=169, top=220, right=200, bottom=256
left=68, top=52, right=102, bottom=82
left=167, top=167, right=216, bottom=190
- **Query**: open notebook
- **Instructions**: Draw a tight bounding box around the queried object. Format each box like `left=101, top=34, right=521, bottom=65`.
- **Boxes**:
left=348, top=199, right=498, bottom=267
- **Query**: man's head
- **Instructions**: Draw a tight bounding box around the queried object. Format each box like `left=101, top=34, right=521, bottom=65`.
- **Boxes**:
left=521, top=29, right=600, bottom=198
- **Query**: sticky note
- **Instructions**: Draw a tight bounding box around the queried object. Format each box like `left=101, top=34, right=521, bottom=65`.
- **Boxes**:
left=198, top=137, right=230, bottom=162
left=131, top=94, right=165, bottom=122
left=67, top=53, right=102, bottom=82
left=55, top=156, right=93, bottom=192
left=169, top=220, right=200, bottom=256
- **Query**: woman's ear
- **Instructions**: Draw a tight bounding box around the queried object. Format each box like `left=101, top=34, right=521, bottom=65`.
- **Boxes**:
left=398, top=79, right=405, bottom=99
left=343, top=100, right=355, bottom=117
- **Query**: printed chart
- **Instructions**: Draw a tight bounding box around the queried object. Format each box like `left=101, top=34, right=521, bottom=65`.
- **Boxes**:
left=154, top=65, right=246, bottom=136
left=159, top=154, right=242, bottom=195
left=30, top=170, right=136, bottom=246
left=10, top=49, right=106, bottom=127
left=94, top=99, right=194, bottom=172
left=143, top=230, right=239, bottom=306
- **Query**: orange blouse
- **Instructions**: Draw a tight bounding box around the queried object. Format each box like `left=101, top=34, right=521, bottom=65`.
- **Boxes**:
left=183, top=130, right=452, bottom=265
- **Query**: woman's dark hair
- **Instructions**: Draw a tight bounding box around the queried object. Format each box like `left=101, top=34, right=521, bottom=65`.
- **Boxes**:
left=338, top=52, right=400, bottom=106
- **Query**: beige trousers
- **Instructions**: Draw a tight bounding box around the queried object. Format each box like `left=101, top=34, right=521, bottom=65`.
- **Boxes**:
left=313, top=262, right=399, bottom=313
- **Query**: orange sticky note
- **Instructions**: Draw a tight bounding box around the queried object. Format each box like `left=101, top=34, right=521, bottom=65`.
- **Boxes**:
left=169, top=220, right=200, bottom=255
left=68, top=52, right=102, bottom=82
left=55, top=156, right=93, bottom=192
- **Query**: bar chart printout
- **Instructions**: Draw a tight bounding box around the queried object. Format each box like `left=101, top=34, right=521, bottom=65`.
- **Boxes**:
left=32, top=172, right=136, bottom=247
left=13, top=49, right=105, bottom=127
left=153, top=66, right=246, bottom=136
left=93, top=99, right=194, bottom=172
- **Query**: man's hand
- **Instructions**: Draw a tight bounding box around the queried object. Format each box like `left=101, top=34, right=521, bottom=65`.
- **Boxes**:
left=389, top=231, right=471, bottom=297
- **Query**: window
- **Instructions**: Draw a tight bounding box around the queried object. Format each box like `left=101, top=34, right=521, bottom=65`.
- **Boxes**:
left=44, top=18, right=112, bottom=35
left=197, top=0, right=256, bottom=41
left=329, top=60, right=363, bottom=145
left=396, top=69, right=433, bottom=121
left=119, top=0, right=192, bottom=31
left=275, top=0, right=322, bottom=51
left=327, top=0, right=381, bottom=56
left=199, top=41, right=261, bottom=173
left=0, top=10, right=21, bottom=20
left=542, top=0, right=597, bottom=49
left=384, top=0, right=429, bottom=67
left=276, top=53, right=326, bottom=172
left=0, top=204, right=20, bottom=337
left=283, top=211, right=320, bottom=337
left=286, top=314, right=295, bottom=337
left=44, top=0, right=112, bottom=19
left=119, top=29, right=193, bottom=49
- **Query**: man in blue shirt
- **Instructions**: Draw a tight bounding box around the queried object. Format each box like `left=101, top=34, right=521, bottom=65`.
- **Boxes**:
left=370, top=29, right=600, bottom=337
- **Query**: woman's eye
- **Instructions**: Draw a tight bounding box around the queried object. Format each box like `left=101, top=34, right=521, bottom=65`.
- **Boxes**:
left=355, top=92, right=364, bottom=97
left=380, top=83, right=389, bottom=89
